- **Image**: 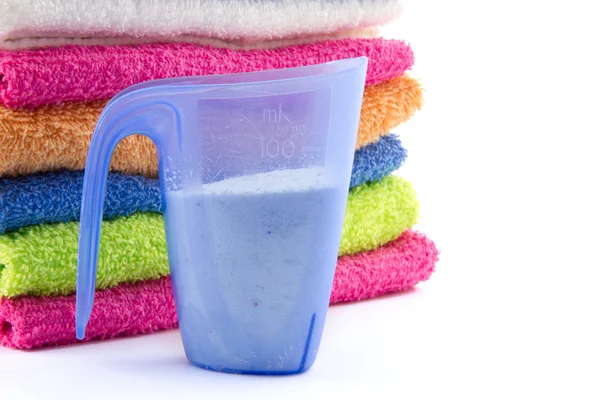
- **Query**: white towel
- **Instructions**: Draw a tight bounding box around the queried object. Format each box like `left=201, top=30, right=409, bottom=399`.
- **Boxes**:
left=0, top=0, right=402, bottom=50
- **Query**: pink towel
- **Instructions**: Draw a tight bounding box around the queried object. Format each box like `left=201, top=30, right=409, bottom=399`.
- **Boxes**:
left=0, top=230, right=438, bottom=349
left=0, top=38, right=413, bottom=109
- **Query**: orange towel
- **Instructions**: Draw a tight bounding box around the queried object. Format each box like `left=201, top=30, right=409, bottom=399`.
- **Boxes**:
left=0, top=76, right=422, bottom=178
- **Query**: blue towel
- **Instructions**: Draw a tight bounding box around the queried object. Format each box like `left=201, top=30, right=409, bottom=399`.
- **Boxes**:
left=350, top=135, right=406, bottom=188
left=0, top=135, right=406, bottom=234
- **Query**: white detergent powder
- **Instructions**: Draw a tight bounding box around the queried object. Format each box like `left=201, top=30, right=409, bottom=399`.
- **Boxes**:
left=202, top=167, right=330, bottom=194
left=163, top=168, right=345, bottom=372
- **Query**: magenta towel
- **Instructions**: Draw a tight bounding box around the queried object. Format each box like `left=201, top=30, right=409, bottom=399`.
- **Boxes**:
left=0, top=38, right=413, bottom=109
left=0, top=230, right=438, bottom=349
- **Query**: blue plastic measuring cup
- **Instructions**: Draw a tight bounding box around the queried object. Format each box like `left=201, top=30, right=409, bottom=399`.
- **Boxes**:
left=76, top=58, right=368, bottom=374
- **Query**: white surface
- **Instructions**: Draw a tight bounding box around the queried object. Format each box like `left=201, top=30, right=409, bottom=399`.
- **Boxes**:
left=2, top=0, right=600, bottom=398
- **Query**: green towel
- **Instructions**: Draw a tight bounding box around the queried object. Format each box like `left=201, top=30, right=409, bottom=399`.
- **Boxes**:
left=0, top=176, right=418, bottom=297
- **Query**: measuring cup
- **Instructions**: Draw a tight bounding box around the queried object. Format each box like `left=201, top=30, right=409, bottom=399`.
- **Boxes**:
left=76, top=57, right=368, bottom=374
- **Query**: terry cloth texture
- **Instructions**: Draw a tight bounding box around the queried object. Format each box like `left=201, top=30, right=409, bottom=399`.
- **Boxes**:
left=0, top=176, right=419, bottom=298
left=0, top=38, right=414, bottom=109
left=0, top=76, right=422, bottom=178
left=0, top=135, right=407, bottom=234
left=0, top=0, right=402, bottom=50
left=332, top=230, right=438, bottom=303
left=0, top=172, right=161, bottom=234
left=0, top=230, right=438, bottom=349
left=350, top=135, right=406, bottom=188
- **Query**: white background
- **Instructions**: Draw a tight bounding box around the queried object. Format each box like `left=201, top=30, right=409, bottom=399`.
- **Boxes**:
left=2, top=0, right=599, bottom=398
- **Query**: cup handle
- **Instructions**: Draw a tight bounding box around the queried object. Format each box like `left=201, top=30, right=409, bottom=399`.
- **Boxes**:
left=76, top=100, right=177, bottom=339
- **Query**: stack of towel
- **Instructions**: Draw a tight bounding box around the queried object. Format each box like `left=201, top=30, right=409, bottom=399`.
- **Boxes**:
left=0, top=0, right=438, bottom=349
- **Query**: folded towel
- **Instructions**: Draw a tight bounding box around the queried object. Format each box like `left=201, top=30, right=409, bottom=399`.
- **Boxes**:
left=0, top=135, right=406, bottom=234
left=0, top=0, right=402, bottom=51
left=0, top=175, right=419, bottom=298
left=0, top=172, right=161, bottom=235
left=0, top=38, right=413, bottom=109
left=0, top=76, right=422, bottom=178
left=350, top=135, right=407, bottom=187
left=0, top=230, right=438, bottom=350
left=331, top=231, right=437, bottom=304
